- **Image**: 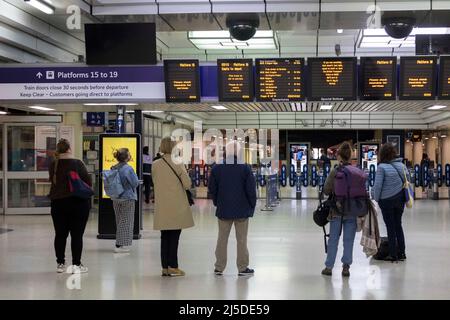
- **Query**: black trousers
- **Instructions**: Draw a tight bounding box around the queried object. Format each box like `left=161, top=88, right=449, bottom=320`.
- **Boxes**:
left=379, top=191, right=406, bottom=258
left=51, top=197, right=90, bottom=265
left=143, top=175, right=152, bottom=202
left=160, top=230, right=182, bottom=269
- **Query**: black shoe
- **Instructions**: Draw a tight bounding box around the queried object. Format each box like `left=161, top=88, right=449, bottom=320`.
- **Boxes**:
left=321, top=268, right=332, bottom=276
left=214, top=269, right=223, bottom=276
left=238, top=268, right=254, bottom=276
left=342, top=264, right=350, bottom=277
left=383, top=255, right=398, bottom=262
left=398, top=253, right=407, bottom=261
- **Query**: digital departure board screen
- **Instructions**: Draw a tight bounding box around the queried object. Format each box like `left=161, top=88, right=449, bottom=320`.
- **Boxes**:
left=438, top=56, right=450, bottom=99
left=400, top=56, right=437, bottom=100
left=360, top=57, right=396, bottom=100
left=217, top=59, right=254, bottom=102
left=307, top=57, right=357, bottom=101
left=255, top=58, right=305, bottom=102
left=164, top=60, right=200, bottom=102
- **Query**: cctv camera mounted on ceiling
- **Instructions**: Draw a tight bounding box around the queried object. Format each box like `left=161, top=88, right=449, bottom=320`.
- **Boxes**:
left=226, top=13, right=260, bottom=41
left=382, top=16, right=416, bottom=39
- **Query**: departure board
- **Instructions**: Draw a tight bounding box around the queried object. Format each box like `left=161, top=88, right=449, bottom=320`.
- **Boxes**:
left=438, top=56, right=450, bottom=99
left=400, top=56, right=437, bottom=100
left=217, top=59, right=254, bottom=102
left=360, top=57, right=396, bottom=100
left=255, top=58, right=305, bottom=102
left=164, top=59, right=200, bottom=102
left=307, top=57, right=357, bottom=101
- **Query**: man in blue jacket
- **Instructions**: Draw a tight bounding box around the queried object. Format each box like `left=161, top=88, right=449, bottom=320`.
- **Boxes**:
left=208, top=146, right=257, bottom=276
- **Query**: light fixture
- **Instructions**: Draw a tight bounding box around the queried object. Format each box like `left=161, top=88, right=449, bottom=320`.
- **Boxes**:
left=337, top=29, right=344, bottom=34
left=358, top=27, right=450, bottom=49
left=320, top=104, right=333, bottom=110
left=29, top=106, right=55, bottom=111
left=143, top=110, right=163, bottom=113
left=0, top=111, right=8, bottom=115
left=427, top=105, right=447, bottom=110
left=83, top=103, right=138, bottom=106
left=432, top=133, right=438, bottom=139
left=211, top=105, right=228, bottom=110
left=24, top=0, right=55, bottom=15
left=441, top=133, right=447, bottom=138
left=424, top=137, right=429, bottom=140
left=188, top=30, right=277, bottom=50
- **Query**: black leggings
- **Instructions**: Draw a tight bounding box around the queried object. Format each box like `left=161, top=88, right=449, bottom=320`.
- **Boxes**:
left=51, top=197, right=90, bottom=265
left=160, top=230, right=182, bottom=269
left=143, top=175, right=152, bottom=202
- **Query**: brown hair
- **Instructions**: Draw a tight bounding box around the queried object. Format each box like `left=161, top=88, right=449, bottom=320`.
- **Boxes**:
left=337, top=142, right=352, bottom=162
left=379, top=143, right=397, bottom=164
left=114, top=148, right=130, bottom=163
left=52, top=139, right=71, bottom=185
left=160, top=137, right=175, bottom=154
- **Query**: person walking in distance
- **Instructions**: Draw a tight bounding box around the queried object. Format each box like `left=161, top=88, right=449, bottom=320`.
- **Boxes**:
left=111, top=148, right=140, bottom=253
left=49, top=139, right=92, bottom=274
left=208, top=142, right=257, bottom=276
left=152, top=137, right=194, bottom=277
left=142, top=146, right=153, bottom=204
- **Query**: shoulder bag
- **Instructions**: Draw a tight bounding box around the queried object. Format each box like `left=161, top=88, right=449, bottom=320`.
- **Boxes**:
left=162, top=158, right=195, bottom=206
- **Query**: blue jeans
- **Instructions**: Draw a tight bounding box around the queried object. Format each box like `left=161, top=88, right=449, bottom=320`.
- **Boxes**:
left=325, top=216, right=357, bottom=269
left=379, top=191, right=406, bottom=258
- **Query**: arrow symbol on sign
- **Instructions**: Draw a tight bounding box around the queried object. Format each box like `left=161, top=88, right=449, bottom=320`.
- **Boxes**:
left=36, top=72, right=43, bottom=79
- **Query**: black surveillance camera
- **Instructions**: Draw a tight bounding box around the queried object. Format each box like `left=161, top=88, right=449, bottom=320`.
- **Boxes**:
left=382, top=16, right=416, bottom=39
left=226, top=13, right=260, bottom=41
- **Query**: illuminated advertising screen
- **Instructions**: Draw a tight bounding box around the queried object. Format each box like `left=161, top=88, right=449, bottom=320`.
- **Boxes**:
left=289, top=143, right=309, bottom=173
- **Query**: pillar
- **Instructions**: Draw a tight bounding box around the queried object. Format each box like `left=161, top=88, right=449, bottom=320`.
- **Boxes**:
left=404, top=140, right=413, bottom=163
left=426, top=137, right=438, bottom=164
left=413, top=141, right=423, bottom=166
left=63, top=112, right=83, bottom=160
left=442, top=137, right=450, bottom=166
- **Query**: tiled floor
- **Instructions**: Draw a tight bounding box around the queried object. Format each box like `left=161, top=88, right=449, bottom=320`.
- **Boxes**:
left=1, top=199, right=450, bottom=300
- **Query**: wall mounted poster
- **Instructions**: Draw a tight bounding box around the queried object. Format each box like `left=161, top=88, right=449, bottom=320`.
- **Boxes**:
left=386, top=135, right=401, bottom=156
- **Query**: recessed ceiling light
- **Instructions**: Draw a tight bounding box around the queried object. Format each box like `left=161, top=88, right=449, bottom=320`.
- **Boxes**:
left=337, top=29, right=344, bottom=33
left=441, top=134, right=447, bottom=138
left=24, top=0, right=55, bottom=14
left=29, top=106, right=55, bottom=111
left=432, top=134, right=437, bottom=139
left=320, top=105, right=333, bottom=110
left=427, top=105, right=447, bottom=110
left=83, top=103, right=138, bottom=106
left=143, top=110, right=163, bottom=113
left=0, top=111, right=8, bottom=115
left=211, top=105, right=228, bottom=110
left=424, top=137, right=429, bottom=140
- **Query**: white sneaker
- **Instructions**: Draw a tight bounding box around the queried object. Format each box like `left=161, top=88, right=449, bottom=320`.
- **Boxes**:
left=67, top=264, right=88, bottom=274
left=114, top=246, right=131, bottom=253
left=56, top=264, right=66, bottom=273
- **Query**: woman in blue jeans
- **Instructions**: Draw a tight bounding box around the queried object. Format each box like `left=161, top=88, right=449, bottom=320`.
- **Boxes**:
left=322, top=142, right=357, bottom=277
left=373, top=143, right=407, bottom=262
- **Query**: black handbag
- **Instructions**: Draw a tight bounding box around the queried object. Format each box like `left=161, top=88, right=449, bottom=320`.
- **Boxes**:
left=313, top=193, right=332, bottom=227
left=162, top=158, right=195, bottom=206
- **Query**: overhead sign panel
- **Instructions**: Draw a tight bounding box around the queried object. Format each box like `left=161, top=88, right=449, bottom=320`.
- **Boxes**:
left=400, top=56, right=437, bottom=100
left=360, top=57, right=397, bottom=100
left=255, top=58, right=305, bottom=102
left=164, top=60, right=200, bottom=102
left=307, top=57, right=357, bottom=101
left=0, top=66, right=164, bottom=101
left=438, top=56, right=450, bottom=99
left=217, top=59, right=254, bottom=102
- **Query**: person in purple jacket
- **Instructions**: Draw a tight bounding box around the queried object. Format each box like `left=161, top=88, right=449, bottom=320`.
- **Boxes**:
left=208, top=143, right=257, bottom=276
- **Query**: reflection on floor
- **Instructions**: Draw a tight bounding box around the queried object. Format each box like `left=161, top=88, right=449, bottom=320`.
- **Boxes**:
left=1, top=199, right=450, bottom=300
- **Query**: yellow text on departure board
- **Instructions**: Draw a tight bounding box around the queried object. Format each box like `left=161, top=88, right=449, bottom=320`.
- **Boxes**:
left=321, top=61, right=343, bottom=86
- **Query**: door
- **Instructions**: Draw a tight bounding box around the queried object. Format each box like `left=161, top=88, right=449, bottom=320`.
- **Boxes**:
left=2, top=123, right=60, bottom=214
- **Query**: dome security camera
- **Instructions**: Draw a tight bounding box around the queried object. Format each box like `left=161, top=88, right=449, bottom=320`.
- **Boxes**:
left=382, top=16, right=416, bottom=39
left=226, top=13, right=260, bottom=41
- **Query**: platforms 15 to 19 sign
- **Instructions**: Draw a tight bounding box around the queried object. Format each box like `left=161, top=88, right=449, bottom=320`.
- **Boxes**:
left=255, top=58, right=305, bottom=102
left=360, top=57, right=397, bottom=100
left=217, top=59, right=254, bottom=102
left=164, top=60, right=200, bottom=102
left=439, top=56, right=450, bottom=99
left=400, top=56, right=437, bottom=100
left=307, top=57, right=357, bottom=101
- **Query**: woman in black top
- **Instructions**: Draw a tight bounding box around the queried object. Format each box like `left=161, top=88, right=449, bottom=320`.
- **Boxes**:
left=48, top=139, right=92, bottom=274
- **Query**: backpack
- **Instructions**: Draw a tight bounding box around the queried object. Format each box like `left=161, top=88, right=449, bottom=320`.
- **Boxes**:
left=333, top=165, right=369, bottom=217
left=102, top=167, right=125, bottom=199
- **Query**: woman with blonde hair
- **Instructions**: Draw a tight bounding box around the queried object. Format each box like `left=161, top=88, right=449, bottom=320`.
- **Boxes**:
left=152, top=137, right=194, bottom=276
left=49, top=139, right=92, bottom=273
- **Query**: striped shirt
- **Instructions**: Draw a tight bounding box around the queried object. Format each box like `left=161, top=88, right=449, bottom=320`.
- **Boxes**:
left=373, top=159, right=408, bottom=201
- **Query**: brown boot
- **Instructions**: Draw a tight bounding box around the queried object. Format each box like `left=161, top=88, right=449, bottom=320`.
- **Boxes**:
left=321, top=268, right=332, bottom=276
left=342, top=264, right=350, bottom=277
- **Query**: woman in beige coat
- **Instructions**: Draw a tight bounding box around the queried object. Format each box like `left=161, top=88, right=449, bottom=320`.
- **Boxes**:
left=152, top=137, right=194, bottom=277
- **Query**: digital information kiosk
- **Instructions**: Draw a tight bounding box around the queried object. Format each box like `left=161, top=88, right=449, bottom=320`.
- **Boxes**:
left=98, top=133, right=142, bottom=239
